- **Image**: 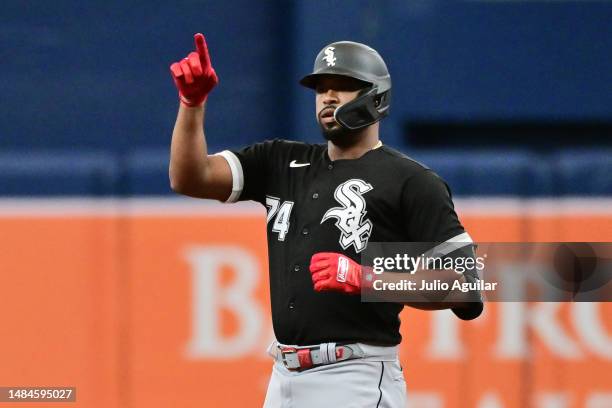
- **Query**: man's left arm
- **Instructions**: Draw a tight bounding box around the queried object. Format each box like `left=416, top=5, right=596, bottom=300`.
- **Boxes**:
left=308, top=248, right=482, bottom=314
left=397, top=169, right=483, bottom=319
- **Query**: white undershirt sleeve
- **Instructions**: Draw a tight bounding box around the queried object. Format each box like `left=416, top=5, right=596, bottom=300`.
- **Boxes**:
left=216, top=150, right=244, bottom=203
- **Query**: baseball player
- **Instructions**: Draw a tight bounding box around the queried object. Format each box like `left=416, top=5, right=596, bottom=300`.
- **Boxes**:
left=169, top=34, right=483, bottom=408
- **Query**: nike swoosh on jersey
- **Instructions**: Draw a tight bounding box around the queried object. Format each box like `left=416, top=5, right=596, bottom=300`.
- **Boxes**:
left=289, top=160, right=311, bottom=168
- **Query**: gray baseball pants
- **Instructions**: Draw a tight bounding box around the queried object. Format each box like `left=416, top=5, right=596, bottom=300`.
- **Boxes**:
left=263, top=342, right=407, bottom=408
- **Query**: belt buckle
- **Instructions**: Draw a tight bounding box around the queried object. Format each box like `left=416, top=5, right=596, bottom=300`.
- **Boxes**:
left=280, top=347, right=301, bottom=370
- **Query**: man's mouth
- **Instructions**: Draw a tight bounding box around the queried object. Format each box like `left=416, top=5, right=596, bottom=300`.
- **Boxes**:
left=319, top=107, right=337, bottom=123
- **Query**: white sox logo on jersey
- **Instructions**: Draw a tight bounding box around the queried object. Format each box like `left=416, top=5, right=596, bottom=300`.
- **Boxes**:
left=323, top=47, right=336, bottom=66
left=321, top=179, right=373, bottom=253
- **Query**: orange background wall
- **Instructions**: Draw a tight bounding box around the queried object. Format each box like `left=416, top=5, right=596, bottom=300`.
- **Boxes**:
left=0, top=199, right=610, bottom=408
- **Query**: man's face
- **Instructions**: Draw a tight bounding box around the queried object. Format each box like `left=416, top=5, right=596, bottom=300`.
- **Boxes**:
left=315, top=75, right=367, bottom=143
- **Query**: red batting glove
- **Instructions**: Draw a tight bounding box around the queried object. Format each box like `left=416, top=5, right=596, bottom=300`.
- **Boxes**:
left=309, top=252, right=364, bottom=295
left=170, top=33, right=219, bottom=107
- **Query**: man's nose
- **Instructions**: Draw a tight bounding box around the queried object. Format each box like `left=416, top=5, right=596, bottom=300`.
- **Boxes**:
left=322, top=89, right=340, bottom=104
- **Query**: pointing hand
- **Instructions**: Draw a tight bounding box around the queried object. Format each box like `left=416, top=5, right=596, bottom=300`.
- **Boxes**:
left=170, top=33, right=219, bottom=107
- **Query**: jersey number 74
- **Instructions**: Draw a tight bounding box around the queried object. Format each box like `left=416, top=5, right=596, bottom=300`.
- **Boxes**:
left=265, top=196, right=294, bottom=241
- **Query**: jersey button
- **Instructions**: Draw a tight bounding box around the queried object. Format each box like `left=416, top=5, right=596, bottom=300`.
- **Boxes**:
left=312, top=193, right=319, bottom=199
left=302, top=228, right=309, bottom=236
left=288, top=301, right=295, bottom=309
left=328, top=164, right=333, bottom=170
left=294, top=265, right=301, bottom=272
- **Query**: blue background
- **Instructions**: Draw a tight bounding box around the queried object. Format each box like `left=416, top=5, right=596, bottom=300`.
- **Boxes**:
left=2, top=0, right=611, bottom=196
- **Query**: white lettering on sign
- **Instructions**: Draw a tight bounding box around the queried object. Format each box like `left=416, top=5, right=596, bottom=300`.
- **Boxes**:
left=184, top=246, right=263, bottom=358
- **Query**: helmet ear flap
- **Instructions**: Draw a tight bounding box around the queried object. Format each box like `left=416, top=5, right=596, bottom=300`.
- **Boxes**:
left=333, top=86, right=391, bottom=130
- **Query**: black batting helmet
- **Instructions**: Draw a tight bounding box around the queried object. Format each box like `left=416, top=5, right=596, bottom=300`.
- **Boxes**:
left=300, top=41, right=391, bottom=130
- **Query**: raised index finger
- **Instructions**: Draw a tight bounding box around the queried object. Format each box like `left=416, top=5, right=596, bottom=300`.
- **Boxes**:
left=194, top=33, right=211, bottom=67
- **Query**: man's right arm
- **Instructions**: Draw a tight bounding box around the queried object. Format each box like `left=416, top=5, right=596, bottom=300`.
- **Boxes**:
left=169, top=103, right=232, bottom=201
left=168, top=33, right=232, bottom=201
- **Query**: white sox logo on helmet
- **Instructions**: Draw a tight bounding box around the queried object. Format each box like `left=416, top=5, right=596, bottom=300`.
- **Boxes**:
left=322, top=47, right=336, bottom=67
left=321, top=179, right=373, bottom=253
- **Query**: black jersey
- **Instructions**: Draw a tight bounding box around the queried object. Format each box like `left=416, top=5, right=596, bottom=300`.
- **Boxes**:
left=218, top=139, right=482, bottom=346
